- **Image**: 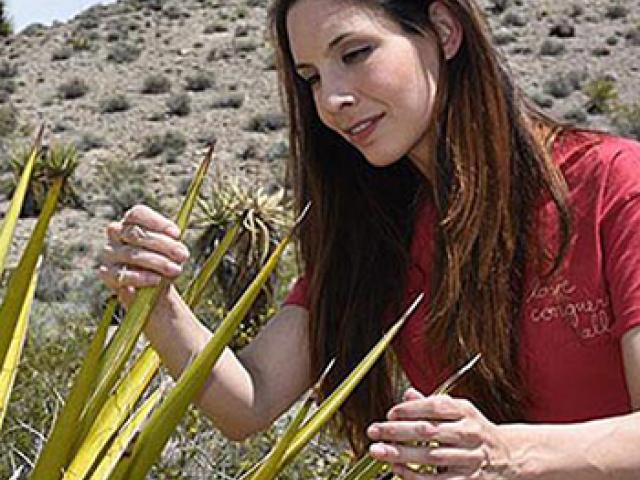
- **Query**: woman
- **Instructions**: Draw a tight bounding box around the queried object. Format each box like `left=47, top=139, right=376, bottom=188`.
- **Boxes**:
left=99, top=0, right=640, bottom=478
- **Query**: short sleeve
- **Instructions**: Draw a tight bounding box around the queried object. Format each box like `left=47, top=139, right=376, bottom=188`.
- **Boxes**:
left=282, top=275, right=310, bottom=308
left=601, top=138, right=640, bottom=339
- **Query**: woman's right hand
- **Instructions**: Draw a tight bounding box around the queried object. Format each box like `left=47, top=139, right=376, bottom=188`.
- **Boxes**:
left=98, top=204, right=190, bottom=306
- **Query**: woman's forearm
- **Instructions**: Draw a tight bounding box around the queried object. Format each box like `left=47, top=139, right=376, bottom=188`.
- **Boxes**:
left=142, top=285, right=267, bottom=440
left=501, top=411, right=640, bottom=479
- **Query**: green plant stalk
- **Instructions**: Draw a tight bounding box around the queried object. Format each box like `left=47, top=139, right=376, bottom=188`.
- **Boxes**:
left=0, top=177, right=62, bottom=370
left=271, top=294, right=424, bottom=475
left=80, top=146, right=214, bottom=443
left=111, top=226, right=299, bottom=480
left=342, top=353, right=482, bottom=479
left=182, top=218, right=241, bottom=307
left=0, top=125, right=43, bottom=277
left=342, top=455, right=389, bottom=480
left=0, top=260, right=39, bottom=431
left=245, top=360, right=335, bottom=480
left=29, top=298, right=116, bottom=480
left=88, top=389, right=161, bottom=480
left=63, top=347, right=160, bottom=480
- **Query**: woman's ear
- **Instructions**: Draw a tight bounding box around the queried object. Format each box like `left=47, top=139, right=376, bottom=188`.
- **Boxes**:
left=428, top=1, right=463, bottom=60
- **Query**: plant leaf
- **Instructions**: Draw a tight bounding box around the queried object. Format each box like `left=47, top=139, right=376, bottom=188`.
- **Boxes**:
left=271, top=294, right=424, bottom=475
left=88, top=389, right=161, bottom=480
left=113, top=206, right=308, bottom=480
left=0, top=258, right=39, bottom=431
left=0, top=125, right=43, bottom=277
left=29, top=298, right=117, bottom=480
left=63, top=347, right=160, bottom=480
left=0, top=176, right=62, bottom=370
left=80, top=146, right=214, bottom=444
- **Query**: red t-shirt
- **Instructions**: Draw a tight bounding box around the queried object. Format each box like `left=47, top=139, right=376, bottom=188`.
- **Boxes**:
left=284, top=130, right=640, bottom=422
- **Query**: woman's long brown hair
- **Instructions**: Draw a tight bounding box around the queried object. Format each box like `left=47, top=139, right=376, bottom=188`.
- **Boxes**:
left=269, top=0, right=572, bottom=453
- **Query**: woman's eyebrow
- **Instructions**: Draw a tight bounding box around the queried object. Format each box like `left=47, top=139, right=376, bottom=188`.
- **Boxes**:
left=294, top=32, right=354, bottom=69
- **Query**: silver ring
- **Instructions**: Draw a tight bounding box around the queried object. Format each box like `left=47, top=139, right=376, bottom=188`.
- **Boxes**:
left=116, top=266, right=127, bottom=287
left=120, top=224, right=146, bottom=244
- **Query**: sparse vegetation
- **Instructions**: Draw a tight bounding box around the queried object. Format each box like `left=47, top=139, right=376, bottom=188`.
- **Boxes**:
left=245, top=112, right=287, bottom=133
left=185, top=71, right=214, bottom=92
left=99, top=94, right=131, bottom=113
left=106, top=41, right=141, bottom=63
left=583, top=78, right=619, bottom=114
left=141, top=73, right=171, bottom=94
left=0, top=104, right=17, bottom=137
left=613, top=102, right=640, bottom=140
left=57, top=78, right=89, bottom=100
left=166, top=92, right=191, bottom=116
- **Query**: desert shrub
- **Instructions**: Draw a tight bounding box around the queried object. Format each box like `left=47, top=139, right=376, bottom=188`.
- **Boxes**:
left=613, top=103, right=640, bottom=140
left=245, top=112, right=287, bottom=133
left=99, top=94, right=130, bottom=113
left=543, top=73, right=577, bottom=99
left=234, top=38, right=259, bottom=53
left=604, top=4, right=629, bottom=20
left=0, top=60, right=17, bottom=78
left=51, top=46, right=73, bottom=61
left=0, top=78, right=15, bottom=95
left=625, top=26, right=640, bottom=46
left=75, top=132, right=106, bottom=152
left=211, top=93, right=244, bottom=109
left=58, top=78, right=89, bottom=100
left=203, top=22, right=227, bottom=34
left=141, top=130, right=186, bottom=159
left=96, top=156, right=161, bottom=219
left=0, top=2, right=10, bottom=37
left=502, top=11, right=526, bottom=27
left=141, top=73, right=171, bottom=94
left=166, top=93, right=191, bottom=116
left=0, top=103, right=17, bottom=137
left=540, top=39, right=565, bottom=56
left=583, top=78, right=618, bottom=114
left=69, top=36, right=91, bottom=51
left=185, top=71, right=213, bottom=92
left=106, top=42, right=141, bottom=63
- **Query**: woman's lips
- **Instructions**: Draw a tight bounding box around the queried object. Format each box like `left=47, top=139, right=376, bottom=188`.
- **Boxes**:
left=346, top=113, right=385, bottom=145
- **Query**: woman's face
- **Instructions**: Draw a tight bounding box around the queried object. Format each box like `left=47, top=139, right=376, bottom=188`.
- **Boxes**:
left=287, top=0, right=445, bottom=171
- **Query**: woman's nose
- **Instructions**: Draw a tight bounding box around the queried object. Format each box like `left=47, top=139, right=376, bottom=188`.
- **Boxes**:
left=320, top=89, right=357, bottom=113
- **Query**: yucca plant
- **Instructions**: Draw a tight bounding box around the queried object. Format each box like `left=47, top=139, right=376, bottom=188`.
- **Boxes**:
left=0, top=126, right=73, bottom=433
left=193, top=175, right=294, bottom=346
left=7, top=142, right=83, bottom=217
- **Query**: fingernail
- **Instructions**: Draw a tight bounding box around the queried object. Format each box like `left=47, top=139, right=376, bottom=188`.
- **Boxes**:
left=367, top=424, right=380, bottom=438
left=167, top=225, right=181, bottom=238
left=369, top=443, right=386, bottom=456
left=168, top=263, right=182, bottom=275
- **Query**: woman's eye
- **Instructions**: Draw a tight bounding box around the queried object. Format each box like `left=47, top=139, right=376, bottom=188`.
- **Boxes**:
left=303, top=74, right=320, bottom=86
left=342, top=46, right=372, bottom=64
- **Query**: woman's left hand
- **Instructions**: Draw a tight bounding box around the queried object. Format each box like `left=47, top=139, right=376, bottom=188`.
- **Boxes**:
left=367, top=388, right=517, bottom=479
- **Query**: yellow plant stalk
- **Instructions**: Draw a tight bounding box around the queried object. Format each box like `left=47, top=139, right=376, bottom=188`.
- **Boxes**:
left=110, top=205, right=310, bottom=480
left=80, top=145, right=214, bottom=441
left=64, top=213, right=239, bottom=478
left=262, top=293, right=424, bottom=477
left=0, top=259, right=39, bottom=431
left=0, top=177, right=62, bottom=370
left=341, top=353, right=483, bottom=480
left=30, top=299, right=117, bottom=480
left=88, top=389, right=161, bottom=480
left=182, top=217, right=241, bottom=307
left=0, top=125, right=43, bottom=277
left=245, top=360, right=336, bottom=480
left=62, top=347, right=160, bottom=480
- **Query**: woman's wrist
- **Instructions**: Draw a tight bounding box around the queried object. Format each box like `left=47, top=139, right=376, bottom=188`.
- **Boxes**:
left=497, top=423, right=547, bottom=479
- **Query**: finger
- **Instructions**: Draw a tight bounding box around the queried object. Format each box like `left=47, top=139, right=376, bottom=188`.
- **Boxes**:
left=388, top=395, right=467, bottom=422
left=403, top=387, right=426, bottom=401
left=116, top=286, right=137, bottom=308
left=122, top=205, right=181, bottom=239
left=106, top=222, right=189, bottom=264
left=370, top=442, right=484, bottom=469
left=369, top=418, right=482, bottom=447
left=102, top=244, right=183, bottom=278
left=367, top=420, right=437, bottom=443
left=98, top=264, right=163, bottom=290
